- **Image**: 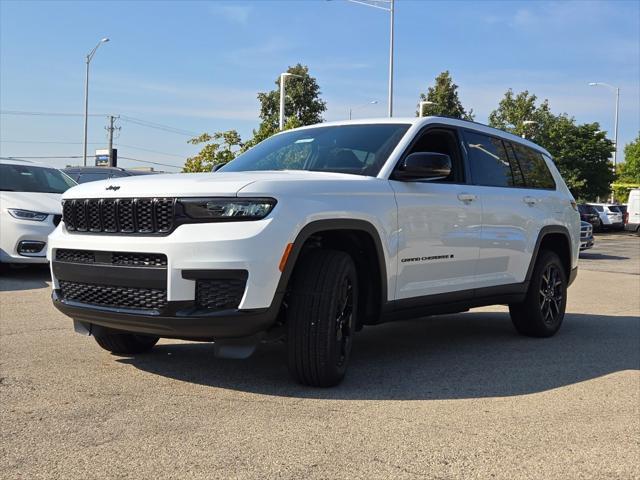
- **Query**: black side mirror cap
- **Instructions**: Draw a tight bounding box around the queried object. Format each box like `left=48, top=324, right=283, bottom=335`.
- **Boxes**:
left=393, top=152, right=452, bottom=181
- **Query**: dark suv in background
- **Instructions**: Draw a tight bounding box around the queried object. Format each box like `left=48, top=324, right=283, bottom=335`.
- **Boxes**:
left=62, top=167, right=158, bottom=184
left=578, top=204, right=601, bottom=229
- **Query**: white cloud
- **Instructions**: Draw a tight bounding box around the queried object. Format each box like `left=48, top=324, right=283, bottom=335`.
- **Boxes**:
left=210, top=4, right=252, bottom=26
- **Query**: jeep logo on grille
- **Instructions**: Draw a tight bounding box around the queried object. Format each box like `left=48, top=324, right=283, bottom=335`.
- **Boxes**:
left=105, top=185, right=120, bottom=191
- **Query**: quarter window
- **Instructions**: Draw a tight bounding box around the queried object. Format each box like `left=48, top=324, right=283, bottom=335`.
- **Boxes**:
left=464, top=131, right=514, bottom=187
left=511, top=143, right=556, bottom=190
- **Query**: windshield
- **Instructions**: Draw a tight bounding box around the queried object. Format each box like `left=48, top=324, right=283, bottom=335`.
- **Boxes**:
left=0, top=164, right=77, bottom=193
left=220, top=124, right=411, bottom=177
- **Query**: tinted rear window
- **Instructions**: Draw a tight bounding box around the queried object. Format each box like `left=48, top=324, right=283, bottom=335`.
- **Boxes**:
left=464, top=131, right=518, bottom=187
left=77, top=173, right=112, bottom=183
left=511, top=143, right=556, bottom=189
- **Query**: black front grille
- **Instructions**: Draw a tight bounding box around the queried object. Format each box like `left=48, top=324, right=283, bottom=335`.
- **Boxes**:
left=112, top=252, right=168, bottom=267
left=55, top=249, right=167, bottom=267
left=62, top=198, right=175, bottom=234
left=53, top=215, right=62, bottom=226
left=59, top=280, right=167, bottom=310
left=196, top=279, right=246, bottom=311
left=56, top=249, right=95, bottom=264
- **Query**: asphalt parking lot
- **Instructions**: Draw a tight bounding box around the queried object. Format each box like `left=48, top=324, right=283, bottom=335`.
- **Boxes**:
left=1, top=232, right=638, bottom=479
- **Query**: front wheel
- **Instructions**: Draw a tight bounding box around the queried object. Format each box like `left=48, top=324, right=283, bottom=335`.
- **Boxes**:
left=286, top=249, right=358, bottom=387
left=94, top=331, right=159, bottom=354
left=509, top=251, right=567, bottom=337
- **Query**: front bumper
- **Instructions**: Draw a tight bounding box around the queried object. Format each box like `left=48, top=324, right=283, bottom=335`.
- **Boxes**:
left=47, top=217, right=293, bottom=339
left=0, top=213, right=58, bottom=263
left=52, top=290, right=279, bottom=339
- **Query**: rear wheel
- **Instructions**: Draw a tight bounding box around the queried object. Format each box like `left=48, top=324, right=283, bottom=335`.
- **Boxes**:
left=94, top=331, right=159, bottom=354
left=509, top=251, right=567, bottom=337
left=286, top=249, right=358, bottom=387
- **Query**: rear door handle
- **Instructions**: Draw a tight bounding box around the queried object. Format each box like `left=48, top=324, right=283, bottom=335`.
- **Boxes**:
left=457, top=193, right=476, bottom=203
left=523, top=196, right=538, bottom=205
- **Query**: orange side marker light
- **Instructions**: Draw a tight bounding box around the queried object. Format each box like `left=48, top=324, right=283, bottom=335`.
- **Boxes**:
left=279, top=243, right=294, bottom=272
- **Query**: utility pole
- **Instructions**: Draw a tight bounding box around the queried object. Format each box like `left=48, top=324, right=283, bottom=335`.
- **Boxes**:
left=106, top=115, right=120, bottom=167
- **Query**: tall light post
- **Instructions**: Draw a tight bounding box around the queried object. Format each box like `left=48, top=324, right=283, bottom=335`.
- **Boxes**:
left=589, top=82, right=620, bottom=174
left=279, top=72, right=302, bottom=130
left=522, top=120, right=538, bottom=139
left=344, top=0, right=394, bottom=117
left=349, top=100, right=378, bottom=120
left=418, top=100, right=436, bottom=117
left=83, top=37, right=109, bottom=166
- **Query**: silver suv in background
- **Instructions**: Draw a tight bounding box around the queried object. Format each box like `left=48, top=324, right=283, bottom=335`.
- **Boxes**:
left=589, top=203, right=623, bottom=230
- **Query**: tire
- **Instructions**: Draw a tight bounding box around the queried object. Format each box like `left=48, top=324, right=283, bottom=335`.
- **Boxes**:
left=94, top=331, right=159, bottom=354
left=286, top=249, right=358, bottom=387
left=509, top=250, right=567, bottom=338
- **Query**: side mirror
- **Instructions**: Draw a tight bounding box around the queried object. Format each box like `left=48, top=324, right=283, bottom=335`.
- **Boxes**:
left=212, top=163, right=227, bottom=172
left=394, top=152, right=452, bottom=181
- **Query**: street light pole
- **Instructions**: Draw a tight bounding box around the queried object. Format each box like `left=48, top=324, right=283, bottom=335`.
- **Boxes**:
left=522, top=120, right=538, bottom=139
left=344, top=0, right=394, bottom=117
left=278, top=72, right=302, bottom=130
left=83, top=37, right=109, bottom=166
left=588, top=82, right=620, bottom=174
left=388, top=0, right=394, bottom=118
left=349, top=100, right=378, bottom=120
left=419, top=100, right=435, bottom=117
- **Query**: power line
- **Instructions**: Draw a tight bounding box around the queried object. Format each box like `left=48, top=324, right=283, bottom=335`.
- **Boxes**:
left=0, top=140, right=103, bottom=145
left=3, top=154, right=181, bottom=170
left=119, top=115, right=199, bottom=137
left=119, top=156, right=181, bottom=169
left=1, top=140, right=185, bottom=158
left=0, top=110, right=108, bottom=117
left=2, top=110, right=199, bottom=137
left=2, top=155, right=84, bottom=159
left=114, top=143, right=184, bottom=158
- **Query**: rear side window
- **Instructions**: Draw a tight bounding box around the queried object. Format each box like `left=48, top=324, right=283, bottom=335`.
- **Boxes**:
left=464, top=131, right=516, bottom=187
left=591, top=205, right=604, bottom=212
left=511, top=143, right=556, bottom=190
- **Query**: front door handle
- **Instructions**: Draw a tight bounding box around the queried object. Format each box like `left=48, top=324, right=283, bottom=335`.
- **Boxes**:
left=523, top=196, right=538, bottom=205
left=457, top=193, right=476, bottom=203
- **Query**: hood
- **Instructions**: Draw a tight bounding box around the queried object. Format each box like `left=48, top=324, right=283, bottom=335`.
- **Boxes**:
left=62, top=170, right=371, bottom=199
left=0, top=191, right=62, bottom=214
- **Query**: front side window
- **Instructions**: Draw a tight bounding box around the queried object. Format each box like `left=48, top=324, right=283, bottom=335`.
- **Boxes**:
left=464, top=131, right=515, bottom=187
left=405, top=128, right=463, bottom=183
left=221, top=124, right=411, bottom=177
left=0, top=164, right=76, bottom=193
left=511, top=144, right=556, bottom=190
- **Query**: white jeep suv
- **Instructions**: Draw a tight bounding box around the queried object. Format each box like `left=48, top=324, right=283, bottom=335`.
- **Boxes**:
left=49, top=117, right=580, bottom=386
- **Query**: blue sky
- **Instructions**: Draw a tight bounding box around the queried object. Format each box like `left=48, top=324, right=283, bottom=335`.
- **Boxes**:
left=1, top=0, right=638, bottom=171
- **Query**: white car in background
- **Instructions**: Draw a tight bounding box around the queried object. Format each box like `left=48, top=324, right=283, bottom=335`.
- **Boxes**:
left=0, top=159, right=76, bottom=264
left=588, top=203, right=623, bottom=230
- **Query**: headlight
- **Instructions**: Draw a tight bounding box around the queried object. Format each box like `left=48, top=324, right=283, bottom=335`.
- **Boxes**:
left=178, top=198, right=276, bottom=221
left=7, top=209, right=48, bottom=221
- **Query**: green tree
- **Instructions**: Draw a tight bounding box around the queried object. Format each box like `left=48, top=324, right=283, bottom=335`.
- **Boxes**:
left=618, top=133, right=640, bottom=183
left=183, top=130, right=243, bottom=173
left=243, top=63, right=326, bottom=151
left=488, top=89, right=554, bottom=138
left=543, top=118, right=615, bottom=201
left=416, top=71, right=473, bottom=120
left=489, top=89, right=615, bottom=200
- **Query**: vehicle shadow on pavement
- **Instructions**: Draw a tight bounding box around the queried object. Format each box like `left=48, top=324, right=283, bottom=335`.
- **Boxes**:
left=118, top=311, right=640, bottom=400
left=0, top=265, right=50, bottom=292
left=579, top=253, right=629, bottom=261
